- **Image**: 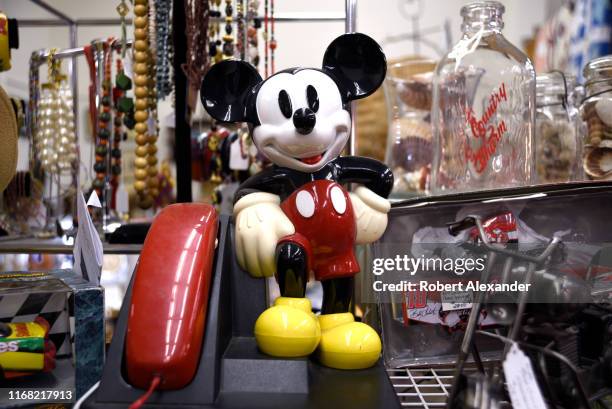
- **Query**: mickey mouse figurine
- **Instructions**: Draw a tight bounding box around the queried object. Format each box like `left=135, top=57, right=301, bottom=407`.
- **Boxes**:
left=201, top=33, right=393, bottom=370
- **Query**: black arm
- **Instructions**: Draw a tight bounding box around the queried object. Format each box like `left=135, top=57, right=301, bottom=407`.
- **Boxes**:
left=233, top=167, right=299, bottom=203
left=335, top=156, right=394, bottom=198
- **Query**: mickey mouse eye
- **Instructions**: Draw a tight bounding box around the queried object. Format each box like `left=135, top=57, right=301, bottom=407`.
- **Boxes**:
left=278, top=90, right=293, bottom=119
left=306, top=85, right=319, bottom=113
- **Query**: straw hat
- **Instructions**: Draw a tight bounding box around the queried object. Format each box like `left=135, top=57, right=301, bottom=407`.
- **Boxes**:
left=0, top=84, right=17, bottom=192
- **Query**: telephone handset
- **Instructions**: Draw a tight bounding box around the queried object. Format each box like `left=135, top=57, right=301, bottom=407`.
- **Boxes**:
left=125, top=204, right=218, bottom=394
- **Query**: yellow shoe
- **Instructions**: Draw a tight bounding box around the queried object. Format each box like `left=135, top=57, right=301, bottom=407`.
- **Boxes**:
left=316, top=313, right=381, bottom=370
left=254, top=297, right=321, bottom=358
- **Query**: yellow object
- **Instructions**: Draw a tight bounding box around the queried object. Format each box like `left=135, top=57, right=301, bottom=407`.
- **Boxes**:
left=254, top=297, right=320, bottom=357
left=316, top=313, right=382, bottom=370
left=0, top=13, right=10, bottom=72
left=0, top=322, right=47, bottom=371
left=0, top=351, right=44, bottom=371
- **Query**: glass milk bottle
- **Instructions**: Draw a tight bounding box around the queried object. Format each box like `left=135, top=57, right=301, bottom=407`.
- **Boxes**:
left=431, top=1, right=536, bottom=193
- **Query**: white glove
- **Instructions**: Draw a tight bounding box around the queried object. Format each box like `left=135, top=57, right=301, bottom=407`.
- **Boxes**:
left=233, top=192, right=295, bottom=278
left=349, top=186, right=391, bottom=245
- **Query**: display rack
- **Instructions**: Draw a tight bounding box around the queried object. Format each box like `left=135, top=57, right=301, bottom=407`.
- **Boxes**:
left=22, top=0, right=357, bottom=204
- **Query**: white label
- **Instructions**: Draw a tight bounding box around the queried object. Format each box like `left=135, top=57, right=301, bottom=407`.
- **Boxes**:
left=74, top=191, right=104, bottom=285
left=441, top=290, right=472, bottom=311
left=87, top=190, right=102, bottom=208
left=502, top=343, right=548, bottom=409
left=229, top=138, right=250, bottom=170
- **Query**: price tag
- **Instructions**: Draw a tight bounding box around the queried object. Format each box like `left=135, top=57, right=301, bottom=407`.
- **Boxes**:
left=441, top=290, right=472, bottom=311
left=502, top=343, right=547, bottom=409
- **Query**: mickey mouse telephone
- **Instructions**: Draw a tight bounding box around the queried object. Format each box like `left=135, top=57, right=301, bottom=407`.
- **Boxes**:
left=201, top=32, right=393, bottom=370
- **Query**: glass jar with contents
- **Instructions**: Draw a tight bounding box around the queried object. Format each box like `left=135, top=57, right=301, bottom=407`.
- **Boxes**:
left=535, top=72, right=581, bottom=183
left=581, top=57, right=612, bottom=180
left=383, top=59, right=436, bottom=197
left=431, top=1, right=536, bottom=194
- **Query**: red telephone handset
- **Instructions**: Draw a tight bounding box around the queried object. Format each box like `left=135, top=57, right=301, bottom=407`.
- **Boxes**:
left=125, top=203, right=218, bottom=391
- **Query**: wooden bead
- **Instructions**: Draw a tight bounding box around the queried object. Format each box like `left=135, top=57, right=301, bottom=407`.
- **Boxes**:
left=134, top=28, right=149, bottom=40
left=135, top=168, right=148, bottom=180
left=147, top=144, right=158, bottom=155
left=134, top=17, right=148, bottom=30
left=134, top=73, right=148, bottom=86
left=135, top=133, right=148, bottom=145
left=134, top=5, right=148, bottom=17
left=135, top=99, right=148, bottom=110
left=134, top=64, right=148, bottom=75
left=134, top=122, right=148, bottom=133
left=134, top=180, right=146, bottom=192
left=147, top=178, right=159, bottom=188
left=134, top=109, right=148, bottom=122
left=135, top=145, right=148, bottom=156
left=134, top=0, right=147, bottom=6
left=134, top=39, right=148, bottom=51
left=147, top=166, right=158, bottom=176
left=149, top=188, right=159, bottom=198
left=135, top=157, right=148, bottom=168
left=147, top=156, right=158, bottom=166
left=135, top=87, right=148, bottom=99
left=147, top=135, right=158, bottom=143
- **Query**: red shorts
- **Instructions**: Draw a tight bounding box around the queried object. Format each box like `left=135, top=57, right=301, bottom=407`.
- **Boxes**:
left=280, top=180, right=359, bottom=281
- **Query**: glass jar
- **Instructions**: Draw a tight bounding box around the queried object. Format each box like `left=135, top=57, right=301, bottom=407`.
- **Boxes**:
left=383, top=59, right=436, bottom=197
left=580, top=56, right=612, bottom=180
left=431, top=1, right=536, bottom=194
left=535, top=72, right=581, bottom=183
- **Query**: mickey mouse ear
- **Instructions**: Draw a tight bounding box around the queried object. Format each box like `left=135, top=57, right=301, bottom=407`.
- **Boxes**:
left=200, top=60, right=262, bottom=123
left=322, top=33, right=387, bottom=102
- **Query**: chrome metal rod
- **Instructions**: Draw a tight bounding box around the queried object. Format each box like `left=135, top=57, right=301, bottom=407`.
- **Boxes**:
left=345, top=0, right=357, bottom=157
left=30, top=0, right=75, bottom=24
left=19, top=13, right=344, bottom=28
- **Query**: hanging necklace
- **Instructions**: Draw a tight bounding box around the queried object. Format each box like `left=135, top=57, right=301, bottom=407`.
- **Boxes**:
left=133, top=0, right=155, bottom=209
left=183, top=0, right=210, bottom=111
left=263, top=0, right=269, bottom=77
left=269, top=0, right=275, bottom=74
left=155, top=0, right=172, bottom=99
left=92, top=40, right=113, bottom=197
left=222, top=0, right=234, bottom=59
left=246, top=0, right=260, bottom=67
left=116, top=0, right=130, bottom=57
left=208, top=1, right=221, bottom=63
left=236, top=0, right=245, bottom=60
left=111, top=57, right=132, bottom=209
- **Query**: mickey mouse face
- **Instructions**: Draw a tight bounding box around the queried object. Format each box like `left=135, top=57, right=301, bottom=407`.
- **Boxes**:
left=201, top=33, right=387, bottom=173
left=252, top=69, right=351, bottom=172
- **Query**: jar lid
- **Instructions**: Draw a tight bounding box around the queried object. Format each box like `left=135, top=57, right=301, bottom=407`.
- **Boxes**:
left=583, top=56, right=612, bottom=84
left=536, top=72, right=575, bottom=96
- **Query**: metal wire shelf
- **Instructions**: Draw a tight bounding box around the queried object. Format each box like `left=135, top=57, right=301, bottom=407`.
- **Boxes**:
left=387, top=363, right=491, bottom=408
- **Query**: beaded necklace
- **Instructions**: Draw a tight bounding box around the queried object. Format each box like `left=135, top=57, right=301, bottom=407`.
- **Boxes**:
left=183, top=0, right=210, bottom=110
left=92, top=41, right=113, bottom=197
left=246, top=0, right=260, bottom=67
left=222, top=0, right=234, bottom=59
left=236, top=0, right=245, bottom=60
left=263, top=0, right=268, bottom=77
left=269, top=0, right=275, bottom=74
left=133, top=0, right=157, bottom=209
left=155, top=0, right=173, bottom=99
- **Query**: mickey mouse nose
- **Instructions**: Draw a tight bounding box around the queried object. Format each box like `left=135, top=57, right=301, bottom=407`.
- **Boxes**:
left=293, top=108, right=316, bottom=135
